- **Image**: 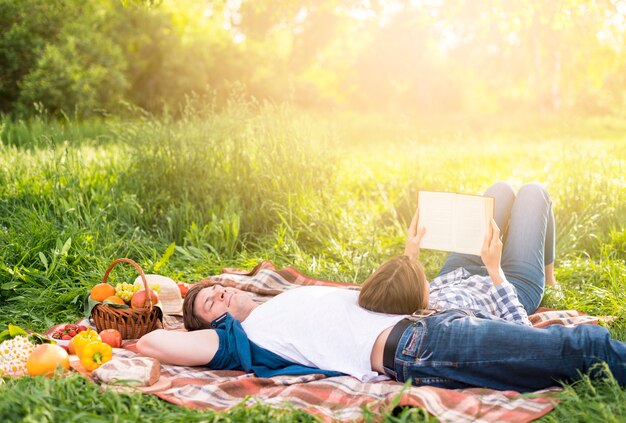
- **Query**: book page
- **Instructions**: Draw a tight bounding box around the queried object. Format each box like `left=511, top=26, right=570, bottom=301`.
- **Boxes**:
left=454, top=195, right=494, bottom=255
left=417, top=191, right=457, bottom=252
left=417, top=191, right=494, bottom=255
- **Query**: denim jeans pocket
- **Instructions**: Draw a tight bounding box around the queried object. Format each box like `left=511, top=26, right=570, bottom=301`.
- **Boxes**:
left=400, top=310, right=474, bottom=367
left=397, top=320, right=464, bottom=388
left=400, top=321, right=428, bottom=360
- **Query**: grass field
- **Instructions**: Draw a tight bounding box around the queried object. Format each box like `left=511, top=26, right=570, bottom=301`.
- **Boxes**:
left=1, top=103, right=625, bottom=421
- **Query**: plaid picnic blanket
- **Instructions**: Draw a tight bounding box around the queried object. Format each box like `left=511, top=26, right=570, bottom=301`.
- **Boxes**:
left=114, top=261, right=599, bottom=422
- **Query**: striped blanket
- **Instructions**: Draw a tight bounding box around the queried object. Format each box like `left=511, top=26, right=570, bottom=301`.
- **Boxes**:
left=115, top=261, right=597, bottom=422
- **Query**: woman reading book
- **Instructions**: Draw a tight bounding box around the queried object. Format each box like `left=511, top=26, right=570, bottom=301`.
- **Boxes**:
left=359, top=182, right=556, bottom=324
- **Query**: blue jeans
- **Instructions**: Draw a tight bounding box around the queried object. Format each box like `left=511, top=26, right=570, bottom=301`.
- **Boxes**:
left=437, top=182, right=555, bottom=313
left=386, top=310, right=626, bottom=392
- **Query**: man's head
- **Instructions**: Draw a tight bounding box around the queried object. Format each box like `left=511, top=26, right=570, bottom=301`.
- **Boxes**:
left=183, top=281, right=258, bottom=330
left=358, top=256, right=429, bottom=315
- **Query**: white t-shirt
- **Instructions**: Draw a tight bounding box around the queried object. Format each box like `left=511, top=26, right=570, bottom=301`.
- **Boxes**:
left=241, top=286, right=405, bottom=381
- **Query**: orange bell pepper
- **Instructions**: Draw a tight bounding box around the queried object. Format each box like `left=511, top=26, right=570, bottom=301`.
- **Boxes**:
left=80, top=341, right=112, bottom=371
left=73, top=329, right=102, bottom=358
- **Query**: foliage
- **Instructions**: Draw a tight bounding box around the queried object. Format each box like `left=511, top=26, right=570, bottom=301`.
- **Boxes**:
left=1, top=0, right=626, bottom=117
left=0, top=0, right=66, bottom=111
left=16, top=23, right=128, bottom=118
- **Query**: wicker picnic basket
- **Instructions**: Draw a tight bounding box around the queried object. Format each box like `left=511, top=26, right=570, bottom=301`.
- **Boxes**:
left=91, top=258, right=163, bottom=340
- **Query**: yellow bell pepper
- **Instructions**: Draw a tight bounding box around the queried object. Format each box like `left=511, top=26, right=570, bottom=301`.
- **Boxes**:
left=73, top=329, right=102, bottom=358
left=80, top=341, right=112, bottom=371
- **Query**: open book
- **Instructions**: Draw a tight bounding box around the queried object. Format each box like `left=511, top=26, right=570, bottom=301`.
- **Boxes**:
left=417, top=191, right=495, bottom=256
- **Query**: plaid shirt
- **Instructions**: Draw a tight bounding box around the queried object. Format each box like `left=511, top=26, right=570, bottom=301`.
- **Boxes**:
left=428, top=267, right=531, bottom=326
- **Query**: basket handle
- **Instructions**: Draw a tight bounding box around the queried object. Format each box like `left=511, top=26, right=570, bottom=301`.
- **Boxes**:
left=102, top=258, right=153, bottom=309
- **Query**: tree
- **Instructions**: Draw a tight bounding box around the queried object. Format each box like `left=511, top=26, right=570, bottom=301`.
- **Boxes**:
left=16, top=20, right=128, bottom=117
left=0, top=0, right=66, bottom=112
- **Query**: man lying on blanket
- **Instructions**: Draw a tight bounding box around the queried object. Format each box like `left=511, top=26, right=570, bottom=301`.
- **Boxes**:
left=138, top=183, right=626, bottom=392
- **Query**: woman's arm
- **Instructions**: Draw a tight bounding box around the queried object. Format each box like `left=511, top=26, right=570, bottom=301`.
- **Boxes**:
left=481, top=219, right=505, bottom=286
left=404, top=208, right=426, bottom=261
left=136, top=329, right=219, bottom=366
left=481, top=219, right=531, bottom=325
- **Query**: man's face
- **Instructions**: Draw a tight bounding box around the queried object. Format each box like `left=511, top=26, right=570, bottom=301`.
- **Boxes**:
left=193, top=284, right=257, bottom=323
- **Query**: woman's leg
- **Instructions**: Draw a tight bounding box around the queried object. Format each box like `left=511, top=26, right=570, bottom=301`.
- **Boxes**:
left=545, top=262, right=556, bottom=287
left=501, top=183, right=554, bottom=313
left=437, top=182, right=515, bottom=277
left=544, top=208, right=557, bottom=286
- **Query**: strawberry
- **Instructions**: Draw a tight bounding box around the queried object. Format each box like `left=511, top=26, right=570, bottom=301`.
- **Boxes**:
left=61, top=334, right=72, bottom=340
left=68, top=330, right=77, bottom=337
left=77, top=325, right=87, bottom=332
left=51, top=332, right=62, bottom=339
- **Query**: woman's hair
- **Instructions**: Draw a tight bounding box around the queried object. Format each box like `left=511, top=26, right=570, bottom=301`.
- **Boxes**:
left=358, top=256, right=428, bottom=315
left=182, top=280, right=213, bottom=331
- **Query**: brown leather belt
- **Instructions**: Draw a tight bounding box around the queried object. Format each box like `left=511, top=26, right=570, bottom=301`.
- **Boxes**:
left=383, top=318, right=413, bottom=373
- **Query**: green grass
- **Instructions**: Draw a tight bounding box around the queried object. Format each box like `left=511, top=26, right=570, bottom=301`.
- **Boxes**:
left=0, top=372, right=318, bottom=422
left=0, top=104, right=625, bottom=421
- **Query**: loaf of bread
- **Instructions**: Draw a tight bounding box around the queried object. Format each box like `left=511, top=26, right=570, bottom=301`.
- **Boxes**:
left=92, top=357, right=161, bottom=387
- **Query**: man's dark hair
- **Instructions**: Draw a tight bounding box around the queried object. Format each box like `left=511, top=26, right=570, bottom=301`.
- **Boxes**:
left=182, top=280, right=213, bottom=331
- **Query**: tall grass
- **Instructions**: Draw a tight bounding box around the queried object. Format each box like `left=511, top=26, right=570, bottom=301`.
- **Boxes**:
left=0, top=105, right=625, bottom=421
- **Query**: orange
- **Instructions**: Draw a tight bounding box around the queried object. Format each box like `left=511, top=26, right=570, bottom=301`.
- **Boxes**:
left=90, top=283, right=116, bottom=302
left=103, top=295, right=125, bottom=305
left=26, top=344, right=70, bottom=377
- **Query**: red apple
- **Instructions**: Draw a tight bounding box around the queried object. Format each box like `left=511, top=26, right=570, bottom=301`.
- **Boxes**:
left=99, top=329, right=122, bottom=348
left=130, top=289, right=159, bottom=309
left=177, top=282, right=189, bottom=298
